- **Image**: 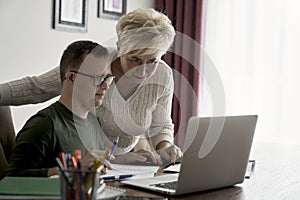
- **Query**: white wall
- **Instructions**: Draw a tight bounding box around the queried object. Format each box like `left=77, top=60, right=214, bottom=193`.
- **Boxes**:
left=0, top=0, right=155, bottom=132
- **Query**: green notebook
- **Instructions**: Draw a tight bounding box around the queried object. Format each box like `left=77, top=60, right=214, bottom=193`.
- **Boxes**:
left=0, top=177, right=60, bottom=196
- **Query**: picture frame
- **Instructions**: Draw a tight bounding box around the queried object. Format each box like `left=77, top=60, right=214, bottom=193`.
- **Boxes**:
left=98, top=0, right=127, bottom=20
left=53, top=0, right=88, bottom=33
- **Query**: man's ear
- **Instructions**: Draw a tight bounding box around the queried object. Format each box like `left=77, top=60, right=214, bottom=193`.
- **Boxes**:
left=70, top=73, right=74, bottom=82
left=65, top=72, right=75, bottom=83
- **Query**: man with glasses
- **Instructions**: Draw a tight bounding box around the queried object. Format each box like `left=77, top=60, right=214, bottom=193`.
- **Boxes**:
left=7, top=41, right=114, bottom=177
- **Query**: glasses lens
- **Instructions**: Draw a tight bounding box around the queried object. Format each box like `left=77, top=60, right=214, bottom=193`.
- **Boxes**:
left=94, top=76, right=104, bottom=86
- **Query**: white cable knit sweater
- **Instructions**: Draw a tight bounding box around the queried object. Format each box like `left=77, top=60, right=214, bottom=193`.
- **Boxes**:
left=97, top=61, right=174, bottom=154
left=0, top=61, right=174, bottom=154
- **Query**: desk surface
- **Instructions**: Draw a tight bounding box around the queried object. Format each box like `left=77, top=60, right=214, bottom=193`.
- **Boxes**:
left=107, top=142, right=300, bottom=199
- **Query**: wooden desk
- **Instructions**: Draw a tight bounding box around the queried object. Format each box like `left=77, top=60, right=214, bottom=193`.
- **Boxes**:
left=108, top=142, right=300, bottom=199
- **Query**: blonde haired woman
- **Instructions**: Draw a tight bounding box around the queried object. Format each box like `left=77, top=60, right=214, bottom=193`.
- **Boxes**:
left=0, top=8, right=182, bottom=165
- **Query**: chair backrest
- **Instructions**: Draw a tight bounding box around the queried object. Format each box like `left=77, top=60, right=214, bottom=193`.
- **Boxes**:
left=0, top=106, right=15, bottom=180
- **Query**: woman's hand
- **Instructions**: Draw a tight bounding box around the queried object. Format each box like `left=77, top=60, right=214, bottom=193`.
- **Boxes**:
left=156, top=142, right=183, bottom=165
left=112, top=149, right=162, bottom=165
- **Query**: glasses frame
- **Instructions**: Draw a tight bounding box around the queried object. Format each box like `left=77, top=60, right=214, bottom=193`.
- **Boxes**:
left=70, top=70, right=115, bottom=86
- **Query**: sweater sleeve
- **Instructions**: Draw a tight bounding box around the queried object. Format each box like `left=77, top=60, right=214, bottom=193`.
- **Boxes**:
left=149, top=67, right=175, bottom=149
left=7, top=115, right=55, bottom=177
left=149, top=90, right=174, bottom=148
left=0, top=67, right=61, bottom=106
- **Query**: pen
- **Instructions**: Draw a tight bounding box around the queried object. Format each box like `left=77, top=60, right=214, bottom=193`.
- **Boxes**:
left=55, top=157, right=75, bottom=194
left=103, top=136, right=119, bottom=170
left=107, top=136, right=119, bottom=161
left=65, top=153, right=71, bottom=169
left=58, top=152, right=67, bottom=169
left=76, top=159, right=85, bottom=200
left=102, top=174, right=134, bottom=181
left=70, top=156, right=77, bottom=169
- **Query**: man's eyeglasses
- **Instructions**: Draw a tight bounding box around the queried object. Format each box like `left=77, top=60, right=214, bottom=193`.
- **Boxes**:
left=70, top=70, right=115, bottom=86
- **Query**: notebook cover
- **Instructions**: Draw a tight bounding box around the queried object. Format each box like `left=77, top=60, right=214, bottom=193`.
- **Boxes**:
left=0, top=177, right=60, bottom=196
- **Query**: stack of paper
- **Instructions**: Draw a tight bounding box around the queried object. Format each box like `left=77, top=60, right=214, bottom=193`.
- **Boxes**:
left=100, top=164, right=160, bottom=180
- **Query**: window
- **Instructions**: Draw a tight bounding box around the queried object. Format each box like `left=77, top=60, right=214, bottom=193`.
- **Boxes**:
left=201, top=0, right=300, bottom=144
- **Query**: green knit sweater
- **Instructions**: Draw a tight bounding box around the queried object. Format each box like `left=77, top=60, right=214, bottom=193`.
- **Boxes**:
left=7, top=101, right=105, bottom=177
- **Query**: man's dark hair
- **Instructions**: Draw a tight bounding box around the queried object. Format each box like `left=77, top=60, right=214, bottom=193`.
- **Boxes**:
left=59, top=40, right=109, bottom=83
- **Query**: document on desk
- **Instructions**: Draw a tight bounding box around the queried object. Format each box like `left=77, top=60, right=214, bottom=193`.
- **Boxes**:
left=100, top=163, right=160, bottom=180
left=163, top=163, right=181, bottom=173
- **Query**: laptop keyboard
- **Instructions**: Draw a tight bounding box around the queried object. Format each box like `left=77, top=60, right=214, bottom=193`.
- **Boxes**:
left=151, top=181, right=178, bottom=190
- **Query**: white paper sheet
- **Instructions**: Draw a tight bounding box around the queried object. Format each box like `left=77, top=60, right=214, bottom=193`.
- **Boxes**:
left=100, top=164, right=160, bottom=180
left=163, top=163, right=181, bottom=173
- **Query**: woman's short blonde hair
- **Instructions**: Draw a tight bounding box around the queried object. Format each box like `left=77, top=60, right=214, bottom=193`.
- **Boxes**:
left=116, top=8, right=175, bottom=57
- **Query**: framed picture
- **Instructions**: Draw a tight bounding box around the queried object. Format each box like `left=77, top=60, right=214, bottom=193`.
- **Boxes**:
left=98, top=0, right=127, bottom=20
left=53, top=0, right=88, bottom=33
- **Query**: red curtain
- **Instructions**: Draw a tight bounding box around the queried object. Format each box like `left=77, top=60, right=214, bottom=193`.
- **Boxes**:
left=156, top=0, right=204, bottom=148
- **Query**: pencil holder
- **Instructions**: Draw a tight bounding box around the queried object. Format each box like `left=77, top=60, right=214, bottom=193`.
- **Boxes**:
left=60, top=169, right=99, bottom=200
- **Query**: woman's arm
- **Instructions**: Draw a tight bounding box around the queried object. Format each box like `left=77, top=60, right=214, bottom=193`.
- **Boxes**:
left=148, top=64, right=183, bottom=164
left=0, top=67, right=61, bottom=106
left=148, top=90, right=175, bottom=148
left=148, top=64, right=175, bottom=149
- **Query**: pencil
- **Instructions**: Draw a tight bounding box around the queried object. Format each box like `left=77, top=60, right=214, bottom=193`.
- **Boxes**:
left=84, top=148, right=110, bottom=192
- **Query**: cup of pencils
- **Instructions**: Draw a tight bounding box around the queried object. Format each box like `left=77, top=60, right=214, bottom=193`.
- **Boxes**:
left=59, top=169, right=99, bottom=200
left=57, top=149, right=110, bottom=200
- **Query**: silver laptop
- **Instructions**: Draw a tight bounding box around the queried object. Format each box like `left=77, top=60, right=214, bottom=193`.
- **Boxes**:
left=122, top=115, right=258, bottom=195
